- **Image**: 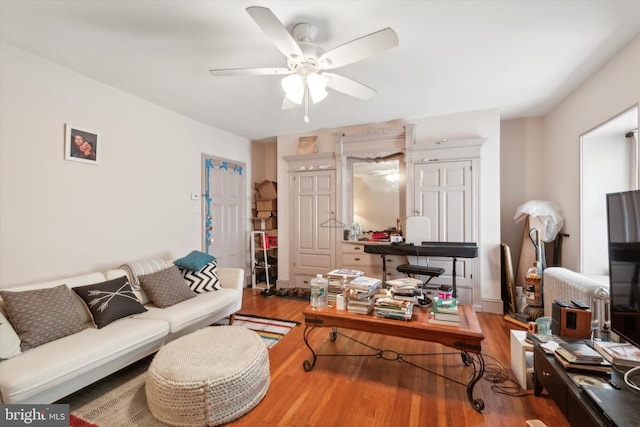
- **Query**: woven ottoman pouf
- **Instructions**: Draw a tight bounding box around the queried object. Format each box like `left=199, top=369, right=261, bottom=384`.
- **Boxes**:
left=146, top=325, right=270, bottom=426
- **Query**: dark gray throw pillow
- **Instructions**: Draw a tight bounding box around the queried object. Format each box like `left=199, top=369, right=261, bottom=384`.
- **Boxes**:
left=73, top=276, right=147, bottom=328
left=0, top=284, right=86, bottom=351
left=138, top=266, right=196, bottom=308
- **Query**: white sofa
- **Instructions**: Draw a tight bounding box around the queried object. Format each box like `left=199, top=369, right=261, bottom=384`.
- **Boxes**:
left=0, top=262, right=244, bottom=404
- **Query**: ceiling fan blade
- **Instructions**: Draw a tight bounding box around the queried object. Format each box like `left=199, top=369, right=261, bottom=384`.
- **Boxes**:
left=209, top=67, right=291, bottom=77
left=324, top=73, right=376, bottom=100
left=319, top=28, right=398, bottom=69
left=246, top=6, right=304, bottom=60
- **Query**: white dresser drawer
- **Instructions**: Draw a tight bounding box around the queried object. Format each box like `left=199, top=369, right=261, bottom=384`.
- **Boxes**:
left=342, top=253, right=379, bottom=267
left=342, top=243, right=366, bottom=254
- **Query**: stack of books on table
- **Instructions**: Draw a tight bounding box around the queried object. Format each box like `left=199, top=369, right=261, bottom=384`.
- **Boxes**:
left=347, top=297, right=376, bottom=314
left=327, top=270, right=364, bottom=304
left=344, top=276, right=381, bottom=299
left=327, top=268, right=364, bottom=279
left=554, top=339, right=612, bottom=373
left=374, top=297, right=414, bottom=320
left=386, top=277, right=422, bottom=303
left=327, top=279, right=343, bottom=304
left=327, top=269, right=364, bottom=303
left=429, top=298, right=460, bottom=325
left=345, top=276, right=382, bottom=314
left=593, top=341, right=640, bottom=367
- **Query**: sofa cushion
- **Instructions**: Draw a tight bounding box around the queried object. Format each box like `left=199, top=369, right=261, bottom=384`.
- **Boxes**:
left=0, top=308, right=21, bottom=359
left=0, top=317, right=169, bottom=404
left=73, top=276, right=147, bottom=328
left=173, top=250, right=215, bottom=272
left=139, top=266, right=196, bottom=308
left=0, top=285, right=86, bottom=351
left=135, top=288, right=241, bottom=333
left=180, top=261, right=221, bottom=293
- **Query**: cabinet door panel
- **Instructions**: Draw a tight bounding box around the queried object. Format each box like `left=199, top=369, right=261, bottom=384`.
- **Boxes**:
left=299, top=252, right=333, bottom=269
left=297, top=194, right=314, bottom=249
left=414, top=161, right=472, bottom=242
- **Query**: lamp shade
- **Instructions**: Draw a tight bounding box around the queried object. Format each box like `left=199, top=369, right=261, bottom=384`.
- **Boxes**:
left=307, top=72, right=328, bottom=103
left=281, top=74, right=304, bottom=104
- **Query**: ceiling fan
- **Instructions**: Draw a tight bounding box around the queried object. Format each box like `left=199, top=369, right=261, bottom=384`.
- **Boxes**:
left=209, top=6, right=399, bottom=123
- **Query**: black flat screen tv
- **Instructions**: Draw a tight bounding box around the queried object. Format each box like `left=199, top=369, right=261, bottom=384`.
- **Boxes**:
left=606, top=189, right=640, bottom=348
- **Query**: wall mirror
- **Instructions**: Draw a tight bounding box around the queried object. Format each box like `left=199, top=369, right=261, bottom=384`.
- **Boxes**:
left=337, top=125, right=413, bottom=238
left=348, top=154, right=404, bottom=233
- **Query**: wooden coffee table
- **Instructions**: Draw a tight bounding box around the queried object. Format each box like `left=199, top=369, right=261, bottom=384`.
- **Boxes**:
left=302, top=303, right=486, bottom=411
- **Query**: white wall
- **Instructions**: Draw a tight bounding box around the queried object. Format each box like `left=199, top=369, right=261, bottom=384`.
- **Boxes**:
left=500, top=117, right=544, bottom=270
left=0, top=43, right=251, bottom=287
left=509, top=35, right=640, bottom=273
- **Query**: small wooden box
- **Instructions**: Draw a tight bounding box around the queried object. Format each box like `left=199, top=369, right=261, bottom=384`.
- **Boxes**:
left=551, top=303, right=592, bottom=339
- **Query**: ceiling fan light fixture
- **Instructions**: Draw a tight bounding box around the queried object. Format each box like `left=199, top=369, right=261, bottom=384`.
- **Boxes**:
left=307, top=72, right=328, bottom=103
left=281, top=74, right=304, bottom=104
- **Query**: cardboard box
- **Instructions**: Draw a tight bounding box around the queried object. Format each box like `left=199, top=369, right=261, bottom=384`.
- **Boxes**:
left=255, top=180, right=277, bottom=200
left=265, top=229, right=278, bottom=237
left=256, top=199, right=277, bottom=211
left=253, top=217, right=276, bottom=230
left=257, top=211, right=273, bottom=218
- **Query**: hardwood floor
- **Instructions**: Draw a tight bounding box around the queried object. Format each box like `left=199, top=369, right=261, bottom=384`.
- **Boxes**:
left=227, top=289, right=570, bottom=427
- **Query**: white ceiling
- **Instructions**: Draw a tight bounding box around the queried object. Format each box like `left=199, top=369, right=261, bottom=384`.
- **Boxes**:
left=1, top=1, right=639, bottom=141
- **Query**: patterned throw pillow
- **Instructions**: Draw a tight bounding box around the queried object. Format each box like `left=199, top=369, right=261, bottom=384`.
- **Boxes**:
left=0, top=285, right=86, bottom=351
left=73, top=276, right=147, bottom=328
left=138, top=266, right=196, bottom=308
left=173, top=250, right=215, bottom=272
left=180, top=261, right=221, bottom=293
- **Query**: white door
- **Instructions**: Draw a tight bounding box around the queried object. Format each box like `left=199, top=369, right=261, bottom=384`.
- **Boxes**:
left=413, top=160, right=475, bottom=301
left=202, top=156, right=246, bottom=269
left=290, top=169, right=336, bottom=286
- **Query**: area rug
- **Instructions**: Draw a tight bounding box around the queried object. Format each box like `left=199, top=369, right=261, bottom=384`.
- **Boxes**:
left=71, top=315, right=298, bottom=426
left=72, top=370, right=163, bottom=427
left=217, top=313, right=300, bottom=349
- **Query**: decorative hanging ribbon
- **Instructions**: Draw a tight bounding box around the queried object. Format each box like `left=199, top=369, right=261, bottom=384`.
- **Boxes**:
left=204, top=158, right=244, bottom=254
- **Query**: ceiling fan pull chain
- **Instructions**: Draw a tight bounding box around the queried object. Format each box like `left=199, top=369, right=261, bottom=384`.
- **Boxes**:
left=304, top=86, right=310, bottom=123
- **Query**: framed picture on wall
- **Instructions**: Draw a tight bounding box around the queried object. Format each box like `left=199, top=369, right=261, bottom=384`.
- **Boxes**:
left=65, top=124, right=99, bottom=164
left=296, top=136, right=318, bottom=155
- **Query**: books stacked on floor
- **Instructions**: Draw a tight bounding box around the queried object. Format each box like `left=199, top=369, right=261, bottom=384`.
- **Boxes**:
left=345, top=276, right=382, bottom=315
left=429, top=298, right=460, bottom=325
left=554, top=338, right=612, bottom=373
left=386, top=277, right=422, bottom=303
left=593, top=341, right=640, bottom=367
left=374, top=297, right=414, bottom=320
